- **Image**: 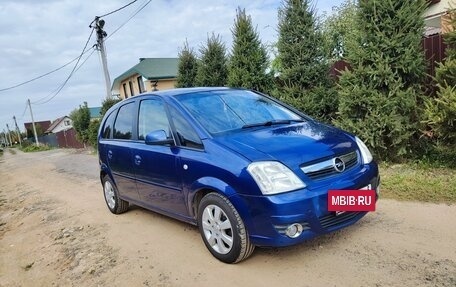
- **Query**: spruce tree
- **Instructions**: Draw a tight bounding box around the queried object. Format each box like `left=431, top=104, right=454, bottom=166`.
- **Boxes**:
left=196, top=34, right=228, bottom=87
left=336, top=0, right=427, bottom=159
left=228, top=8, right=271, bottom=92
left=276, top=0, right=336, bottom=122
left=176, top=40, right=198, bottom=88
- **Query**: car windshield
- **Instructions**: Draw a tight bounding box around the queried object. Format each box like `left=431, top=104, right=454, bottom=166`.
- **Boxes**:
left=175, top=90, right=304, bottom=134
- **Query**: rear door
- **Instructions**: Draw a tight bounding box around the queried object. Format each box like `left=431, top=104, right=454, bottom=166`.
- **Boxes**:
left=105, top=102, right=140, bottom=202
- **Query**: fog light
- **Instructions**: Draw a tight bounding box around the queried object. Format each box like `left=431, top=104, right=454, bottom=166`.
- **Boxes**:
left=285, top=223, right=303, bottom=238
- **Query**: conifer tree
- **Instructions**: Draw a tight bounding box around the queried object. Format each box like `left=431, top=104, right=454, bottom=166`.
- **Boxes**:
left=196, top=34, right=228, bottom=87
left=336, top=0, right=427, bottom=159
left=276, top=0, right=336, bottom=122
left=176, top=40, right=198, bottom=88
left=228, top=8, right=271, bottom=92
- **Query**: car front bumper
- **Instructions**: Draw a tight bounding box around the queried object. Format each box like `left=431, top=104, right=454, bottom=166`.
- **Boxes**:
left=230, top=163, right=380, bottom=247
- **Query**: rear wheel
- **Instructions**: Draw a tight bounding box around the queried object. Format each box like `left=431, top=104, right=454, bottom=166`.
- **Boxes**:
left=102, top=175, right=129, bottom=214
left=197, top=193, right=254, bottom=263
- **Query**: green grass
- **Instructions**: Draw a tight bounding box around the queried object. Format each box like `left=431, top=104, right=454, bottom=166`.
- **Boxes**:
left=19, top=145, right=52, bottom=153
left=380, top=163, right=456, bottom=203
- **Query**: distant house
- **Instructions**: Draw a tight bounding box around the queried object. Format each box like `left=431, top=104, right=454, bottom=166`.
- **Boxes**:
left=424, top=0, right=453, bottom=36
left=45, top=116, right=73, bottom=134
left=111, top=58, right=178, bottom=99
left=89, top=107, right=102, bottom=120
left=24, top=120, right=51, bottom=138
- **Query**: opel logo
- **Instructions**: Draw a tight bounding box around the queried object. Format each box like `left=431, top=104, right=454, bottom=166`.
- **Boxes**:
left=333, top=157, right=345, bottom=172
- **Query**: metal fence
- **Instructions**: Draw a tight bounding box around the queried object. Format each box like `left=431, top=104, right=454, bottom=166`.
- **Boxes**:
left=329, top=33, right=447, bottom=94
left=422, top=33, right=447, bottom=93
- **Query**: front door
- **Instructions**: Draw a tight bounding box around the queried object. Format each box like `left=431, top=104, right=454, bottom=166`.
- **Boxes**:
left=133, top=99, right=187, bottom=216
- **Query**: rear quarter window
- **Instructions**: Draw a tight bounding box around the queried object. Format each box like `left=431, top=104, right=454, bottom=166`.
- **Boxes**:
left=113, top=103, right=135, bottom=140
left=101, top=110, right=117, bottom=139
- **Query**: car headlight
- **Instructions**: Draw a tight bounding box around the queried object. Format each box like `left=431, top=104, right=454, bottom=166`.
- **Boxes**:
left=247, top=161, right=306, bottom=195
left=355, top=137, right=373, bottom=164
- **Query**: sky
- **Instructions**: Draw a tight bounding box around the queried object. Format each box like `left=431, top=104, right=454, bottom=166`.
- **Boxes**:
left=0, top=0, right=344, bottom=133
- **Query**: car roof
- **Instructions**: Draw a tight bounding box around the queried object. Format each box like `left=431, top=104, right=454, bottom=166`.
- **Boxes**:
left=144, top=87, right=237, bottom=98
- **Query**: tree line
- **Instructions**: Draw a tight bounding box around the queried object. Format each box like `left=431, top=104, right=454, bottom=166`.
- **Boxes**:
left=69, top=0, right=454, bottom=163
left=175, top=0, right=455, bottom=162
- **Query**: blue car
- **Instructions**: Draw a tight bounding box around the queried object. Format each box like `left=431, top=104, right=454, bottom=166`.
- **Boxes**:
left=98, top=87, right=379, bottom=263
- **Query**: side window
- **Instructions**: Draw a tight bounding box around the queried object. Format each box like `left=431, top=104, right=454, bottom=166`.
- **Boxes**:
left=138, top=99, right=171, bottom=140
left=113, top=103, right=134, bottom=140
left=102, top=110, right=117, bottom=139
left=169, top=106, right=203, bottom=149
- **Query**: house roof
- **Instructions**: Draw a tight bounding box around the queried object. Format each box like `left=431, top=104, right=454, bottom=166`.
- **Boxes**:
left=111, top=58, right=178, bottom=93
left=45, top=116, right=68, bottom=133
left=89, top=107, right=102, bottom=119
left=24, top=120, right=51, bottom=132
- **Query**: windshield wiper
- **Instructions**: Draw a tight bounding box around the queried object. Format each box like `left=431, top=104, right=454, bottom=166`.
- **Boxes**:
left=242, top=119, right=304, bottom=129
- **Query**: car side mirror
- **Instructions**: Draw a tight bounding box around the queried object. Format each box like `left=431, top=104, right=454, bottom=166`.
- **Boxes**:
left=145, top=130, right=174, bottom=146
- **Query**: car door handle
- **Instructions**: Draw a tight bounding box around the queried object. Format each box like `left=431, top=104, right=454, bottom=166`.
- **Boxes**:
left=134, top=155, right=142, bottom=166
left=108, top=150, right=113, bottom=159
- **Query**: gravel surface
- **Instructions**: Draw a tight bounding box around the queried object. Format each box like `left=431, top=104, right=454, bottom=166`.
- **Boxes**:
left=0, top=148, right=455, bottom=286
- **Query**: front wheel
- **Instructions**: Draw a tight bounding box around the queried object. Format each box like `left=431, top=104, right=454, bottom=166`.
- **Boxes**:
left=197, top=193, right=254, bottom=263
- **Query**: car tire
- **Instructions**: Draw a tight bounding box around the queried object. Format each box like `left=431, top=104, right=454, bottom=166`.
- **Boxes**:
left=102, top=175, right=129, bottom=214
left=198, top=193, right=255, bottom=263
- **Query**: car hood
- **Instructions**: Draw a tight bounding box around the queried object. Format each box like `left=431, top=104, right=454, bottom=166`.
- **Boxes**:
left=214, top=121, right=357, bottom=168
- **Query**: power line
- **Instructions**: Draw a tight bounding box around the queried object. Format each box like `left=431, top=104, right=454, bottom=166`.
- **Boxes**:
left=19, top=101, right=28, bottom=119
left=1, top=0, right=149, bottom=95
left=107, top=0, right=152, bottom=40
left=32, top=28, right=95, bottom=105
left=0, top=50, right=92, bottom=93
left=98, top=0, right=138, bottom=18
left=33, top=47, right=97, bottom=105
left=89, top=0, right=139, bottom=27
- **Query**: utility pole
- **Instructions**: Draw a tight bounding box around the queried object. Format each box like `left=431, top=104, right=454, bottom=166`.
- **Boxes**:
left=13, top=116, right=22, bottom=147
left=6, top=124, right=13, bottom=146
left=92, top=17, right=112, bottom=100
left=2, top=129, right=9, bottom=147
left=27, top=99, right=39, bottom=146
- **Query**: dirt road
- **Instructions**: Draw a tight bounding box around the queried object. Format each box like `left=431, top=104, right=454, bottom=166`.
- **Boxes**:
left=0, top=149, right=455, bottom=287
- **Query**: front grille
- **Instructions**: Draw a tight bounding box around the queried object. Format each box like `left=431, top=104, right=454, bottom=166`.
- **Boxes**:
left=301, top=151, right=358, bottom=180
left=319, top=212, right=361, bottom=229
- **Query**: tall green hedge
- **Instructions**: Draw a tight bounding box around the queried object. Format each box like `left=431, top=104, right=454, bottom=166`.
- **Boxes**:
left=336, top=0, right=427, bottom=160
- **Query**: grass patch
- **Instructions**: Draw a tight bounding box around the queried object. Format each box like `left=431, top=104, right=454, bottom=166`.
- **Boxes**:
left=380, top=163, right=456, bottom=203
left=19, top=145, right=52, bottom=153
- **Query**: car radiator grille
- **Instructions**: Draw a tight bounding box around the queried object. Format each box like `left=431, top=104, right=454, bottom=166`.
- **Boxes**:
left=319, top=212, right=361, bottom=229
left=301, top=151, right=358, bottom=180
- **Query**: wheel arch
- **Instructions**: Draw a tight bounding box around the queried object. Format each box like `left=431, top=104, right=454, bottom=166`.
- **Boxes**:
left=99, top=163, right=114, bottom=185
left=188, top=177, right=254, bottom=235
left=188, top=177, right=236, bottom=219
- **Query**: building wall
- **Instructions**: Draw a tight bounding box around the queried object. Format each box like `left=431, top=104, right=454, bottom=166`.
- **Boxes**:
left=424, top=0, right=453, bottom=33
left=424, top=0, right=451, bottom=18
left=145, top=79, right=176, bottom=92
left=119, top=75, right=177, bottom=99
left=442, top=10, right=454, bottom=34
left=51, top=117, right=73, bottom=133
